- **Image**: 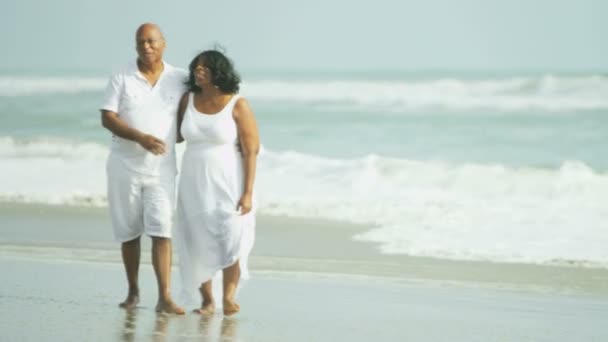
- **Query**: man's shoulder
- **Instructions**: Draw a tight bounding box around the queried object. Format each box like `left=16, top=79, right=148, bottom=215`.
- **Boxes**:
left=108, top=61, right=137, bottom=80
left=164, top=62, right=188, bottom=80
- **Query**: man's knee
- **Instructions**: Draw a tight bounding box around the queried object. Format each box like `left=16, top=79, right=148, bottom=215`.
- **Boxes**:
left=122, top=236, right=141, bottom=246
left=151, top=236, right=171, bottom=244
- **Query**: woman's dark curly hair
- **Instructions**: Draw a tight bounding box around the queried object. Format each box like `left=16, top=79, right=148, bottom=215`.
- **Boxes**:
left=186, top=49, right=240, bottom=94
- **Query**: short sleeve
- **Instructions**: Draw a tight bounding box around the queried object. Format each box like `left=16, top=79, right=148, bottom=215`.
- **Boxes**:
left=100, top=73, right=123, bottom=113
left=178, top=68, right=189, bottom=93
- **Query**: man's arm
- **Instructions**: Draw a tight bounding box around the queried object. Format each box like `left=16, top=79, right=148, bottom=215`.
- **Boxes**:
left=101, top=110, right=166, bottom=155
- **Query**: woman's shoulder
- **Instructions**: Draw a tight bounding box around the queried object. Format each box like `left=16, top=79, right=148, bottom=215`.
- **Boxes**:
left=233, top=94, right=249, bottom=106
left=232, top=95, right=253, bottom=119
left=178, top=92, right=192, bottom=112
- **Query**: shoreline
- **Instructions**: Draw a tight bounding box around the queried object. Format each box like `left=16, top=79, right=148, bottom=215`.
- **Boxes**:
left=2, top=202, right=608, bottom=295
left=2, top=257, right=607, bottom=342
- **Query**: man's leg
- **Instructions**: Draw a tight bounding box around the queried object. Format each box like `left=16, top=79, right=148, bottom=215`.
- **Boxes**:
left=152, top=236, right=184, bottom=314
left=119, top=236, right=141, bottom=308
left=108, top=157, right=144, bottom=309
left=222, top=261, right=241, bottom=315
left=145, top=174, right=184, bottom=314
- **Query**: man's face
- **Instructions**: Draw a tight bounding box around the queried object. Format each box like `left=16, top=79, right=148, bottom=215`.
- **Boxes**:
left=135, top=26, right=165, bottom=65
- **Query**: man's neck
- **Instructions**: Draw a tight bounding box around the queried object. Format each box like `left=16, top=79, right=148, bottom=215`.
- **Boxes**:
left=137, top=59, right=164, bottom=75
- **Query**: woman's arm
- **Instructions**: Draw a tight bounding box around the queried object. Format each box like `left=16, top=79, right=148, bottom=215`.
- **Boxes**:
left=233, top=97, right=260, bottom=215
left=176, top=92, right=189, bottom=143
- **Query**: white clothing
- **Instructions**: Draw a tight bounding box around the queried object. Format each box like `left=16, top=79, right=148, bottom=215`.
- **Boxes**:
left=101, top=60, right=187, bottom=177
left=106, top=154, right=176, bottom=242
left=175, top=93, right=256, bottom=304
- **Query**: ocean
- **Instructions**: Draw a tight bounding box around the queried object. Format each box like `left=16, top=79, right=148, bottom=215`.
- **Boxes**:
left=1, top=69, right=607, bottom=267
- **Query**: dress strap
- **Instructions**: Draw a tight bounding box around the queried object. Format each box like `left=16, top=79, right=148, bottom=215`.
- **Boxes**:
left=224, top=94, right=242, bottom=116
left=188, top=92, right=194, bottom=109
left=229, top=94, right=241, bottom=106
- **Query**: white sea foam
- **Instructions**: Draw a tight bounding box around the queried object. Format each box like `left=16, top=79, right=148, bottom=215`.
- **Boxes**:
left=1, top=75, right=607, bottom=111
left=0, top=137, right=109, bottom=206
left=242, top=74, right=608, bottom=111
left=0, top=76, right=107, bottom=96
left=2, top=137, right=608, bottom=267
left=256, top=151, right=608, bottom=266
left=0, top=136, right=108, bottom=159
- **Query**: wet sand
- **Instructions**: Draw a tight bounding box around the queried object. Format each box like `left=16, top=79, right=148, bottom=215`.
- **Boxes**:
left=1, top=203, right=608, bottom=341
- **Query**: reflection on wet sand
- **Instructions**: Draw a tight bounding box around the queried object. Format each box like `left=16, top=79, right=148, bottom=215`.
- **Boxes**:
left=153, top=313, right=170, bottom=342
left=117, top=307, right=239, bottom=341
left=199, top=313, right=240, bottom=341
left=120, top=309, right=137, bottom=342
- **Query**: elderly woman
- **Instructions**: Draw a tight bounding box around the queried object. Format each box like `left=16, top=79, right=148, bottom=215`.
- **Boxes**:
left=175, top=49, right=259, bottom=315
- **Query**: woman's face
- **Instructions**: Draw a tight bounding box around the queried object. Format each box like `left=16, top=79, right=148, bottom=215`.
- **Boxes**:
left=194, top=62, right=212, bottom=87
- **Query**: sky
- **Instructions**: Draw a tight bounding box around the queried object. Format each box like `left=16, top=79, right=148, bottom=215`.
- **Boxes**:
left=1, top=0, right=607, bottom=73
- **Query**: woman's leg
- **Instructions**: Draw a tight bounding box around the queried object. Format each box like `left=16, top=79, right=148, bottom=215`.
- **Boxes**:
left=222, top=260, right=241, bottom=315
left=194, top=280, right=215, bottom=314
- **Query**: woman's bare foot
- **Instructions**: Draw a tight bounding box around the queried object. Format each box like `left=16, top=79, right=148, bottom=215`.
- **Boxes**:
left=119, top=293, right=140, bottom=309
left=193, top=301, right=215, bottom=315
left=155, top=299, right=185, bottom=315
left=223, top=299, right=240, bottom=316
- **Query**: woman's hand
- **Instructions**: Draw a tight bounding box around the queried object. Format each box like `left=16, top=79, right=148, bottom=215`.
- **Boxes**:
left=237, top=192, right=253, bottom=215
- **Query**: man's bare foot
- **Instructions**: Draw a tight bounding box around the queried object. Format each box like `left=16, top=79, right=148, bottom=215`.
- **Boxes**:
left=119, top=293, right=140, bottom=309
left=155, top=299, right=185, bottom=315
left=223, top=299, right=240, bottom=316
left=193, top=301, right=215, bottom=315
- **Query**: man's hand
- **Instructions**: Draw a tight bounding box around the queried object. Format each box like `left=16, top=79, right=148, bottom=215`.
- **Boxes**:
left=101, top=111, right=166, bottom=155
left=137, top=134, right=166, bottom=155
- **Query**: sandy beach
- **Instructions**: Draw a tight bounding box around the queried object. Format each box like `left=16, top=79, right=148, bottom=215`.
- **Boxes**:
left=1, top=203, right=608, bottom=341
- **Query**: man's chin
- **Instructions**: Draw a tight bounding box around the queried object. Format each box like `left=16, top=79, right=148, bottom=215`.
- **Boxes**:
left=139, top=56, right=160, bottom=65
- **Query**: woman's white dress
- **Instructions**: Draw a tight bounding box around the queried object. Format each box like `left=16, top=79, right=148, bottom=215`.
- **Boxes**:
left=175, top=93, right=255, bottom=304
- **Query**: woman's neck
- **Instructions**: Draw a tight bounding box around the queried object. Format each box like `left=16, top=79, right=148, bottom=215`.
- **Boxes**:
left=198, top=85, right=227, bottom=99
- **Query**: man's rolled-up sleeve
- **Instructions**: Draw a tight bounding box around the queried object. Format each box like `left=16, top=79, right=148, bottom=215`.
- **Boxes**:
left=100, top=73, right=122, bottom=113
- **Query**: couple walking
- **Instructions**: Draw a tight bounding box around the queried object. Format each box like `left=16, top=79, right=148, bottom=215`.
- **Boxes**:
left=100, top=23, right=258, bottom=316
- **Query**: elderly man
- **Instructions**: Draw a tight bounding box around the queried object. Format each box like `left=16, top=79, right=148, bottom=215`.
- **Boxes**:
left=100, top=23, right=186, bottom=314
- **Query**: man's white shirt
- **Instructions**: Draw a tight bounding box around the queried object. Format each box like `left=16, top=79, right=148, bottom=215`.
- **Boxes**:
left=101, top=60, right=188, bottom=176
